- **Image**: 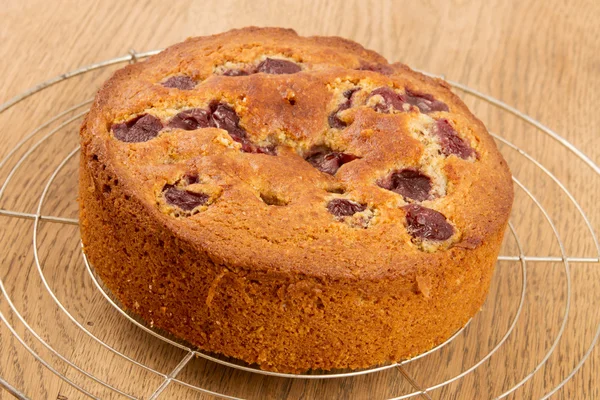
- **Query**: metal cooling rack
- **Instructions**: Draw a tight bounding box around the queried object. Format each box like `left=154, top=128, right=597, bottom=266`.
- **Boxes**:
left=0, top=50, right=598, bottom=399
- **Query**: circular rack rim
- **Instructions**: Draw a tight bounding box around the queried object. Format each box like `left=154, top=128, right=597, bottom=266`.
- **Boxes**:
left=0, top=49, right=598, bottom=400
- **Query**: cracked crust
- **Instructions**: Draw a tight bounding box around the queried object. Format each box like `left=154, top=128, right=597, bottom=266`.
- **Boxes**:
left=79, top=27, right=513, bottom=372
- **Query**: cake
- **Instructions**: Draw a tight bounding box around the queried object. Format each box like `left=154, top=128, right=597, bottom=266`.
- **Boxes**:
left=79, top=27, right=513, bottom=373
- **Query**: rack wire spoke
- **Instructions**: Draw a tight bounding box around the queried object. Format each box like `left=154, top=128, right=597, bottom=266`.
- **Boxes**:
left=0, top=281, right=135, bottom=399
left=169, top=378, right=244, bottom=400
left=0, top=209, right=79, bottom=224
left=0, top=50, right=597, bottom=400
left=147, top=352, right=194, bottom=400
left=0, top=111, right=86, bottom=203
left=395, top=366, right=432, bottom=400
left=0, top=99, right=91, bottom=172
left=28, top=146, right=171, bottom=380
left=491, top=177, right=571, bottom=399
left=0, top=147, right=144, bottom=398
left=0, top=310, right=100, bottom=400
left=490, top=132, right=600, bottom=260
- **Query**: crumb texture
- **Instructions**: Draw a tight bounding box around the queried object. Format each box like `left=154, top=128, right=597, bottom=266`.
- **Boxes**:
left=79, top=27, right=513, bottom=372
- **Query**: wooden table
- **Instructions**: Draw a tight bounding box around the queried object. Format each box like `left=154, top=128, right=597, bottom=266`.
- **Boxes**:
left=1, top=0, right=598, bottom=398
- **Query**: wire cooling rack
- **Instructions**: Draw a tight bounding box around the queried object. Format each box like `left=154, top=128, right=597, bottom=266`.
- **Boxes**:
left=0, top=50, right=598, bottom=399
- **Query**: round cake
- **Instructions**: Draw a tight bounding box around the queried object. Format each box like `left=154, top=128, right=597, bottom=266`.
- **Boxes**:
left=79, top=27, right=513, bottom=373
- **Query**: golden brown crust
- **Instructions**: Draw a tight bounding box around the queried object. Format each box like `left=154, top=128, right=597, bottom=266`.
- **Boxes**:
left=79, top=27, right=513, bottom=372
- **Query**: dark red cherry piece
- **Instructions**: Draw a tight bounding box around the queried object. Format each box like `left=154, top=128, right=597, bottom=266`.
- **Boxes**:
left=328, top=88, right=360, bottom=129
left=256, top=58, right=301, bottom=74
left=328, top=113, right=347, bottom=129
left=380, top=169, right=432, bottom=201
left=306, top=151, right=359, bottom=175
left=208, top=102, right=276, bottom=154
left=162, top=75, right=196, bottom=90
left=404, top=89, right=449, bottom=113
left=112, top=114, right=163, bottom=143
left=341, top=88, right=360, bottom=104
left=434, top=119, right=475, bottom=159
left=368, top=87, right=405, bottom=113
left=209, top=102, right=247, bottom=140
left=168, top=108, right=212, bottom=130
left=163, top=185, right=208, bottom=211
left=327, top=199, right=366, bottom=217
left=183, top=174, right=200, bottom=184
left=357, top=62, right=393, bottom=75
left=369, top=87, right=448, bottom=114
left=404, top=204, right=454, bottom=241
left=238, top=140, right=276, bottom=155
left=166, top=101, right=276, bottom=155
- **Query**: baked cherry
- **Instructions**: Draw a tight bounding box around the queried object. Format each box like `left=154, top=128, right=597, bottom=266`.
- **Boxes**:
left=168, top=108, right=212, bottom=130
left=183, top=174, right=200, bottom=184
left=209, top=102, right=276, bottom=154
left=368, top=87, right=405, bottom=113
left=256, top=58, right=301, bottom=74
left=369, top=87, right=448, bottom=114
left=380, top=169, right=432, bottom=201
left=328, top=114, right=345, bottom=129
left=328, top=88, right=360, bottom=129
left=434, top=119, right=475, bottom=159
left=209, top=102, right=247, bottom=140
left=163, top=185, right=208, bottom=211
left=306, top=150, right=359, bottom=175
left=162, top=75, right=196, bottom=90
left=240, top=142, right=277, bottom=155
left=404, top=89, right=448, bottom=113
left=166, top=102, right=275, bottom=154
left=327, top=199, right=366, bottom=217
left=404, top=204, right=454, bottom=241
left=357, top=62, right=393, bottom=75
left=112, top=114, right=163, bottom=143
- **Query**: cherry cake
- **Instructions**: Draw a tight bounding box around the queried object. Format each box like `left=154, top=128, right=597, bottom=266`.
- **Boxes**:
left=79, top=27, right=513, bottom=372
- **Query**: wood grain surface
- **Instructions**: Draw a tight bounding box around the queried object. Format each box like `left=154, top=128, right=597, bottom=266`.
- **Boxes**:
left=0, top=0, right=599, bottom=399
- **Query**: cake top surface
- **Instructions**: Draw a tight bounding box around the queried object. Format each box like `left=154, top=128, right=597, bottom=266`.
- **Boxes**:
left=82, top=27, right=513, bottom=281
